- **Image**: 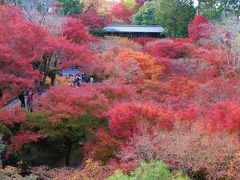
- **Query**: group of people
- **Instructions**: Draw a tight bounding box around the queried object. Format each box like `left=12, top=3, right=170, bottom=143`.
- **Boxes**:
left=17, top=73, right=94, bottom=110
left=18, top=89, right=34, bottom=112
left=68, top=72, right=94, bottom=87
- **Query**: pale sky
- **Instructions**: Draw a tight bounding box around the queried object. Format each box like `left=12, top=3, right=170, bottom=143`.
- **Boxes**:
left=194, top=0, right=198, bottom=7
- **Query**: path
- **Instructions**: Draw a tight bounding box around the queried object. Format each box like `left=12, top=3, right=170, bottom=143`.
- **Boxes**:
left=1, top=92, right=46, bottom=112
left=1, top=99, right=20, bottom=111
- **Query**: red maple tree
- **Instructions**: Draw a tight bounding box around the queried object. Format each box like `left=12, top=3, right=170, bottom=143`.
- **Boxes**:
left=0, top=5, right=52, bottom=107
left=78, top=11, right=110, bottom=30
left=111, top=2, right=134, bottom=24
left=109, top=102, right=173, bottom=139
left=188, top=15, right=211, bottom=43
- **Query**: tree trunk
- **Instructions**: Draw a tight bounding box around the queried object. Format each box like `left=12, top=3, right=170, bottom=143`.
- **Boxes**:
left=50, top=73, right=56, bottom=86
left=40, top=58, right=48, bottom=92
left=41, top=53, right=53, bottom=91
left=173, top=19, right=177, bottom=41
left=198, top=0, right=202, bottom=14
left=173, top=31, right=176, bottom=41
left=42, top=75, right=47, bottom=89
left=65, top=140, right=72, bottom=166
left=50, top=59, right=58, bottom=86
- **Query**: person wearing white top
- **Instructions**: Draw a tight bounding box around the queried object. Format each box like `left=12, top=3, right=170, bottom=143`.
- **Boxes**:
left=90, top=77, right=94, bottom=85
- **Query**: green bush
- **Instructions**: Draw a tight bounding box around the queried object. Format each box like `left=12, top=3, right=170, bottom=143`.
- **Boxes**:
left=108, top=161, right=190, bottom=180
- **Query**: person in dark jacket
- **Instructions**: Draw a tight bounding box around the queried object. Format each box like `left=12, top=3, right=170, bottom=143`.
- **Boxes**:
left=18, top=91, right=25, bottom=108
left=82, top=73, right=86, bottom=82
left=0, top=89, right=3, bottom=99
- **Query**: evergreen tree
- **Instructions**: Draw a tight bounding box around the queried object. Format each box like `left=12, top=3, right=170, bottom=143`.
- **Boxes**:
left=132, top=1, right=157, bottom=25
left=155, top=0, right=196, bottom=38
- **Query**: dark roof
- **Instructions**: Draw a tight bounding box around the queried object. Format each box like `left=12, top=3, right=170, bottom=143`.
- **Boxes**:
left=104, top=25, right=165, bottom=33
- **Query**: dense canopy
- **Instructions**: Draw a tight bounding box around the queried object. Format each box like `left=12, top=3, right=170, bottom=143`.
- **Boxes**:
left=0, top=0, right=240, bottom=179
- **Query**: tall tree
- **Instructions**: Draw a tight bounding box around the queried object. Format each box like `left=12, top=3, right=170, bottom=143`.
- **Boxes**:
left=188, top=14, right=210, bottom=42
left=78, top=10, right=110, bottom=32
left=27, top=85, right=108, bottom=166
left=0, top=5, right=51, bottom=107
left=132, top=1, right=156, bottom=25
left=155, top=0, right=196, bottom=38
left=0, top=5, right=95, bottom=107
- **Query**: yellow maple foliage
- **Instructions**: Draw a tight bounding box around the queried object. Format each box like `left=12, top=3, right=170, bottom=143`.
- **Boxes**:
left=70, top=159, right=111, bottom=180
left=100, top=46, right=165, bottom=87
left=45, top=75, right=74, bottom=86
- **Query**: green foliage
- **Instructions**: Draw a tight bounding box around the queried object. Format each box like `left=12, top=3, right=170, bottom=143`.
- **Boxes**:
left=123, top=0, right=136, bottom=9
left=91, top=29, right=105, bottom=37
left=155, top=0, right=195, bottom=37
left=132, top=1, right=157, bottom=25
left=201, top=7, right=223, bottom=21
left=27, top=112, right=104, bottom=141
left=0, top=143, right=7, bottom=154
left=19, top=112, right=106, bottom=166
left=108, top=161, right=190, bottom=180
left=57, top=0, right=84, bottom=15
left=0, top=123, right=12, bottom=137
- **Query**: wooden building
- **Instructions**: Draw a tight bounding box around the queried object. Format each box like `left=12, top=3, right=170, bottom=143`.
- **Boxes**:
left=104, top=25, right=165, bottom=38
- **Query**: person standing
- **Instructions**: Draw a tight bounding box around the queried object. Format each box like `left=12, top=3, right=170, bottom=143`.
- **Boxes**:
left=77, top=75, right=82, bottom=87
left=18, top=91, right=25, bottom=108
left=67, top=74, right=74, bottom=87
left=82, top=73, right=86, bottom=82
left=90, top=77, right=94, bottom=85
left=27, top=89, right=33, bottom=112
left=0, top=89, right=3, bottom=99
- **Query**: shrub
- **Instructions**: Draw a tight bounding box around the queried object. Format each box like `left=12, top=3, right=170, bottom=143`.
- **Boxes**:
left=133, top=37, right=158, bottom=46
left=145, top=40, right=192, bottom=59
left=70, top=159, right=111, bottom=180
left=0, top=166, right=37, bottom=180
left=105, top=37, right=142, bottom=51
left=114, top=122, right=240, bottom=179
left=188, top=15, right=210, bottom=43
left=108, top=161, right=189, bottom=180
left=84, top=128, right=122, bottom=164
left=109, top=102, right=173, bottom=139
left=100, top=46, right=165, bottom=87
